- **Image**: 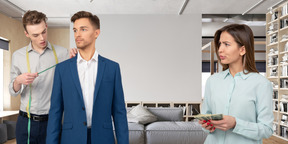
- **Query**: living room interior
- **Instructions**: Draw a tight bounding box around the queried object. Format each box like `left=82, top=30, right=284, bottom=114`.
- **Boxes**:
left=0, top=0, right=288, bottom=144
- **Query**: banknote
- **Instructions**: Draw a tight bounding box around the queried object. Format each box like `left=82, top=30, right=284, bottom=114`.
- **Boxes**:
left=193, top=114, right=223, bottom=120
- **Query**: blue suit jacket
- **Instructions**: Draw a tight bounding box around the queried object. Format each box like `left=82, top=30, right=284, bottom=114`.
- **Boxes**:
left=46, top=55, right=129, bottom=144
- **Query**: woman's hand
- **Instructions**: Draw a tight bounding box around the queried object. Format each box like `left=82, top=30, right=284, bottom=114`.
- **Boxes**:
left=199, top=120, right=216, bottom=133
left=210, top=115, right=236, bottom=131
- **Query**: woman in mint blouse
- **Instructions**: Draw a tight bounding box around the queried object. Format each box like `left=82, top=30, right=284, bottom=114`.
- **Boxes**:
left=199, top=24, right=273, bottom=144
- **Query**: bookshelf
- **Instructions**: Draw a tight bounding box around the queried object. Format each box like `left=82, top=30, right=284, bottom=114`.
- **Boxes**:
left=266, top=1, right=288, bottom=140
left=125, top=101, right=201, bottom=122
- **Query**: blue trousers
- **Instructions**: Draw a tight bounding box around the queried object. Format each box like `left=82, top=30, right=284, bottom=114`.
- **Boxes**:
left=16, top=114, right=48, bottom=144
left=87, top=128, right=91, bottom=144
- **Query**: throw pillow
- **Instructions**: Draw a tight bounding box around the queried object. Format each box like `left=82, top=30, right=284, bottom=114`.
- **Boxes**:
left=127, top=105, right=157, bottom=124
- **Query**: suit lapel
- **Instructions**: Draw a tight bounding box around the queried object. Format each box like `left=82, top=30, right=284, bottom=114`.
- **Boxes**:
left=94, top=55, right=106, bottom=104
left=69, top=56, right=85, bottom=106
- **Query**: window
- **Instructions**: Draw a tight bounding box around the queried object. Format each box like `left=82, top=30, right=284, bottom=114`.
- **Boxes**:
left=0, top=48, right=3, bottom=111
left=0, top=37, right=9, bottom=111
left=202, top=62, right=217, bottom=72
left=256, top=62, right=266, bottom=72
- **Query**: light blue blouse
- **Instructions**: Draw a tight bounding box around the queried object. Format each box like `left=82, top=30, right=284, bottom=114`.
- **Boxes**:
left=202, top=69, right=274, bottom=144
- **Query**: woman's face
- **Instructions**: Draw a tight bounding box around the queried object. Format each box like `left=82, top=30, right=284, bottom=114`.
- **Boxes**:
left=218, top=31, right=245, bottom=66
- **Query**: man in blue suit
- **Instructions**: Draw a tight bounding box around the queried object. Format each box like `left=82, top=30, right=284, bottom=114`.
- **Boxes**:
left=46, top=11, right=129, bottom=144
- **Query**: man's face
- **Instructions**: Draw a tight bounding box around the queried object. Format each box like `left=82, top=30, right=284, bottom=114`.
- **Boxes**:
left=24, top=20, right=48, bottom=49
left=73, top=18, right=100, bottom=49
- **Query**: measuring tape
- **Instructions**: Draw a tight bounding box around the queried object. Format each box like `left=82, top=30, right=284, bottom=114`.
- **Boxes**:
left=25, top=44, right=58, bottom=144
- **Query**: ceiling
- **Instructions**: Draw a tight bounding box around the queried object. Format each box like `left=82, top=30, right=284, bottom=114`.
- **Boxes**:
left=0, top=0, right=285, bottom=37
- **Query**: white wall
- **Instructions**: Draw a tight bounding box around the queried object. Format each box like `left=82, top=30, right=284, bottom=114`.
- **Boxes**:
left=70, top=14, right=202, bottom=102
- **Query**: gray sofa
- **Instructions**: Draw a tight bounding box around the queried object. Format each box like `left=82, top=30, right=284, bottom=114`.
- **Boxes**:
left=126, top=107, right=207, bottom=144
left=0, top=120, right=16, bottom=143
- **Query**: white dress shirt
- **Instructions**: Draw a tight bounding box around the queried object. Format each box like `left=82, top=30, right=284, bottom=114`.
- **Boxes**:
left=77, top=50, right=98, bottom=127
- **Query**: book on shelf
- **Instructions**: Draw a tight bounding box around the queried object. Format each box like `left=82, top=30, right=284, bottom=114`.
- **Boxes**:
left=177, top=105, right=186, bottom=115
left=280, top=19, right=288, bottom=29
left=272, top=11, right=278, bottom=21
left=273, top=123, right=277, bottom=134
left=187, top=105, right=193, bottom=115
left=282, top=3, right=288, bottom=17
left=270, top=33, right=278, bottom=44
left=193, top=107, right=200, bottom=115
left=280, top=125, right=288, bottom=138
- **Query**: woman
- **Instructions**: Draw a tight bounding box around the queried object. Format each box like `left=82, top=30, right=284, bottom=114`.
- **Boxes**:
left=199, top=24, right=273, bottom=144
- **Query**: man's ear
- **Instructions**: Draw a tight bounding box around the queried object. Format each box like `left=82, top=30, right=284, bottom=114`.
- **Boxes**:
left=24, top=30, right=30, bottom=38
left=240, top=46, right=246, bottom=56
left=95, top=29, right=100, bottom=39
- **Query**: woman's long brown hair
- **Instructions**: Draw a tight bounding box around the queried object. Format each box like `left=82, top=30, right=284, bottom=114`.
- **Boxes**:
left=214, top=24, right=258, bottom=74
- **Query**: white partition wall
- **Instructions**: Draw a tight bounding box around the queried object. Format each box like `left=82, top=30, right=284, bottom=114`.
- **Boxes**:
left=70, top=14, right=202, bottom=102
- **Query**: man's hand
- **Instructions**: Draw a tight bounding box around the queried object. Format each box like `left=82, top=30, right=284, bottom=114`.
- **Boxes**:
left=13, top=72, right=38, bottom=92
left=199, top=120, right=216, bottom=133
left=15, top=73, right=38, bottom=85
left=69, top=48, right=78, bottom=58
left=210, top=115, right=236, bottom=131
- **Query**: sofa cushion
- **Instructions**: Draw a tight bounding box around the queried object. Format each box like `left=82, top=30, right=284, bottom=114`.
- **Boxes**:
left=3, top=120, right=16, bottom=140
left=114, top=123, right=145, bottom=144
left=127, top=105, right=157, bottom=124
left=147, top=108, right=183, bottom=121
left=0, top=124, right=8, bottom=144
left=128, top=122, right=145, bottom=130
left=145, top=121, right=207, bottom=144
left=145, top=121, right=203, bottom=131
left=128, top=123, right=145, bottom=144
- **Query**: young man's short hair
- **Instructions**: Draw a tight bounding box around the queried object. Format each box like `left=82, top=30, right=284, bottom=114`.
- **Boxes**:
left=71, top=11, right=100, bottom=29
left=22, top=10, right=47, bottom=32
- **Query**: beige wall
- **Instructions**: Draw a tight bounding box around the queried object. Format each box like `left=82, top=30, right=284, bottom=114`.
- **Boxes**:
left=48, top=28, right=70, bottom=49
left=0, top=13, right=30, bottom=111
left=0, top=13, right=70, bottom=112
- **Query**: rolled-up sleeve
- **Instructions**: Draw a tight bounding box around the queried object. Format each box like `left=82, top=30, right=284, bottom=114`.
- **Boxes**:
left=9, top=52, right=25, bottom=96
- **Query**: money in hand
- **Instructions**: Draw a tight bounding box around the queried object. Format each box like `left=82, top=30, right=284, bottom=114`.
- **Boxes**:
left=193, top=114, right=223, bottom=120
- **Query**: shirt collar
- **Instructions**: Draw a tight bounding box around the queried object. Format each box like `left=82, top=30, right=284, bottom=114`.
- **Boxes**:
left=46, top=42, right=52, bottom=50
left=27, top=41, right=51, bottom=52
left=222, top=69, right=230, bottom=79
left=222, top=69, right=251, bottom=80
left=77, top=50, right=99, bottom=63
left=239, top=70, right=251, bottom=80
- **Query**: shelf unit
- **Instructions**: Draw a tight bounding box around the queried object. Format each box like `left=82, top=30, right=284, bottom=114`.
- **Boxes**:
left=125, top=101, right=201, bottom=122
left=266, top=1, right=288, bottom=140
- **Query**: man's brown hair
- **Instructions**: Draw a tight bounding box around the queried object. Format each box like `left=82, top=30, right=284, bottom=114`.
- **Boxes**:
left=71, top=11, right=100, bottom=29
left=22, top=10, right=47, bottom=32
left=214, top=24, right=258, bottom=74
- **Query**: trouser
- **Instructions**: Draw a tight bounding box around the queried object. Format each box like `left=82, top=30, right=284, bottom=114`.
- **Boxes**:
left=87, top=128, right=91, bottom=144
left=16, top=111, right=48, bottom=144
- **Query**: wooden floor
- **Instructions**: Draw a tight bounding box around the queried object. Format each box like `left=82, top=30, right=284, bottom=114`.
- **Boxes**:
left=4, top=139, right=16, bottom=144
left=4, top=135, right=288, bottom=144
left=263, top=136, right=288, bottom=144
